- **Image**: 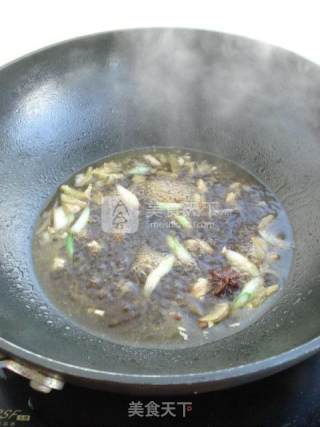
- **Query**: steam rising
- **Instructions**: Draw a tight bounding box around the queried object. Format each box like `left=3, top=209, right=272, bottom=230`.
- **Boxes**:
left=110, top=29, right=281, bottom=149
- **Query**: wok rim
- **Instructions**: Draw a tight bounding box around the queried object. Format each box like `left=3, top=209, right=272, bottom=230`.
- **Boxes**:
left=1, top=27, right=320, bottom=389
left=0, top=26, right=318, bottom=73
left=1, top=336, right=320, bottom=387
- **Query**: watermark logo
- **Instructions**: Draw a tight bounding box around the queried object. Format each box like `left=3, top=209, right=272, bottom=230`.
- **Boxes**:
left=101, top=197, right=238, bottom=234
left=128, top=401, right=192, bottom=418
left=101, top=196, right=139, bottom=234
left=144, top=202, right=238, bottom=230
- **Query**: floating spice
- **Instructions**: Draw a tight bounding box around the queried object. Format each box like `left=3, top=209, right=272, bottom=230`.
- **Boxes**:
left=209, top=268, right=240, bottom=297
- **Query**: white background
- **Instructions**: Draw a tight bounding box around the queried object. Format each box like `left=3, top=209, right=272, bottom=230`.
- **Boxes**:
left=0, top=0, right=319, bottom=67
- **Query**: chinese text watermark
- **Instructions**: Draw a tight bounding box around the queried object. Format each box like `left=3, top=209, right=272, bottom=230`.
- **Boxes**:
left=102, top=197, right=238, bottom=234
left=128, top=401, right=192, bottom=418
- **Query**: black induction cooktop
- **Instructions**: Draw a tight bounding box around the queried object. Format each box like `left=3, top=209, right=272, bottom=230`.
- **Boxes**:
left=1, top=353, right=320, bottom=427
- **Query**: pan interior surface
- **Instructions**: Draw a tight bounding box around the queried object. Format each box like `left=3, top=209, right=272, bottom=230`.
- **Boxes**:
left=0, top=29, right=320, bottom=389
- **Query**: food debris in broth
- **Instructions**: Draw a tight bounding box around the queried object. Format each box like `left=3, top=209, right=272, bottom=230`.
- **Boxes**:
left=33, top=148, right=294, bottom=348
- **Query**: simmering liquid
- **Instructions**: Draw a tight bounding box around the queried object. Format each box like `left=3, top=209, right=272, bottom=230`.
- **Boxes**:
left=33, top=148, right=294, bottom=348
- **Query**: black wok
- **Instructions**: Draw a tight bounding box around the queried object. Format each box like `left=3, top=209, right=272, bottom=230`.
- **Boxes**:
left=0, top=28, right=320, bottom=394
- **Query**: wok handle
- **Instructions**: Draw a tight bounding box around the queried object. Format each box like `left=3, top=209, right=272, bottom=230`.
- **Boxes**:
left=0, top=354, right=64, bottom=393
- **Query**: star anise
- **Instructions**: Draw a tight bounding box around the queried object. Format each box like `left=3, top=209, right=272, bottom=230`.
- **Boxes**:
left=209, top=267, right=240, bottom=297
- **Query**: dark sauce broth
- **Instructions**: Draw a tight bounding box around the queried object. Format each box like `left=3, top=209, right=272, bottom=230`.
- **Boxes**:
left=33, top=148, right=294, bottom=348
